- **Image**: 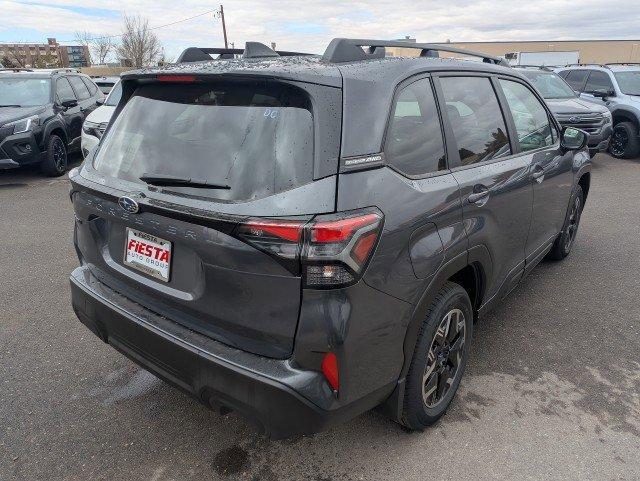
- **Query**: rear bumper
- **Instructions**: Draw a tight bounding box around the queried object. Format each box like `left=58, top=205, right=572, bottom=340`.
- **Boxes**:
left=70, top=265, right=388, bottom=439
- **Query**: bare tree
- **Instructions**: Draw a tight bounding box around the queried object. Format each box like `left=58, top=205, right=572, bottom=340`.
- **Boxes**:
left=91, top=36, right=114, bottom=65
left=74, top=31, right=94, bottom=64
left=2, top=46, right=27, bottom=68
left=117, top=14, right=162, bottom=68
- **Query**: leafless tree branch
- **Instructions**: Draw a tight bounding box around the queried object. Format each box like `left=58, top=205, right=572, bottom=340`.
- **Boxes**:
left=117, top=14, right=162, bottom=68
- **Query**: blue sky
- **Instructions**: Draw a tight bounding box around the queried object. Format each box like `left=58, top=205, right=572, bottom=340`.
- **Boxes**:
left=2, top=0, right=640, bottom=62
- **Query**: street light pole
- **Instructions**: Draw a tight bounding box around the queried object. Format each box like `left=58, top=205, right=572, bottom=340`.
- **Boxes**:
left=219, top=4, right=228, bottom=49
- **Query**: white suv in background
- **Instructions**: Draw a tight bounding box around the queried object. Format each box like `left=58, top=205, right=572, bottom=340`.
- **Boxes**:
left=81, top=80, right=121, bottom=157
left=556, top=64, right=640, bottom=159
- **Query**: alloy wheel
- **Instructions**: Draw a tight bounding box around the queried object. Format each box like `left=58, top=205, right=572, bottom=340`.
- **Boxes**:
left=610, top=127, right=629, bottom=157
left=53, top=138, right=67, bottom=172
left=422, top=308, right=466, bottom=408
left=564, top=195, right=581, bottom=252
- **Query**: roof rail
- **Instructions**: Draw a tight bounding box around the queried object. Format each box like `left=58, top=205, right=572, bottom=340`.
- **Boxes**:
left=48, top=68, right=79, bottom=74
left=514, top=65, right=554, bottom=71
left=177, top=42, right=313, bottom=63
left=0, top=67, right=34, bottom=72
left=606, top=62, right=640, bottom=66
left=322, top=38, right=510, bottom=66
left=562, top=63, right=610, bottom=69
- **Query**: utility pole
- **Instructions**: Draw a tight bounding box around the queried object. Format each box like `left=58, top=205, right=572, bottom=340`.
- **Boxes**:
left=219, top=4, right=228, bottom=49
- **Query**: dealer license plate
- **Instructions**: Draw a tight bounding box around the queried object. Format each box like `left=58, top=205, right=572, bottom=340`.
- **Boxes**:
left=123, top=228, right=172, bottom=282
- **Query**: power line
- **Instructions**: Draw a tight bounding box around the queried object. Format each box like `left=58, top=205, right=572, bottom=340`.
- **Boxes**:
left=3, top=9, right=218, bottom=44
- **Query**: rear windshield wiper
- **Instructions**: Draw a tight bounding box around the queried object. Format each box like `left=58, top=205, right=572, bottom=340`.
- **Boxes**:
left=140, top=173, right=231, bottom=189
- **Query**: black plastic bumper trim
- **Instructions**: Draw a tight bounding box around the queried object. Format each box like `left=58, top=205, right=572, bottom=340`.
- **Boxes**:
left=69, top=266, right=391, bottom=438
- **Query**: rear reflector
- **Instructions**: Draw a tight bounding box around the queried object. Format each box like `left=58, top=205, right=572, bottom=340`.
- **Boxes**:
left=321, top=352, right=339, bottom=391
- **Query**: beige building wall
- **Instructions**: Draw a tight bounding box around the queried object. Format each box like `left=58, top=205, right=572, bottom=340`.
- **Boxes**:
left=388, top=40, right=640, bottom=64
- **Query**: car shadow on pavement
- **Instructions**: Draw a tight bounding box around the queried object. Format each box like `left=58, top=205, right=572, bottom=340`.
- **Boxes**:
left=0, top=153, right=82, bottom=186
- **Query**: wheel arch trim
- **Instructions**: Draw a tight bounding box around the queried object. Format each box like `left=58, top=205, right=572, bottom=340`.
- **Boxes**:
left=378, top=249, right=492, bottom=421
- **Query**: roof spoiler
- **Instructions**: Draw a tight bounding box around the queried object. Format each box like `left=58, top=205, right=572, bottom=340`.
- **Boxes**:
left=177, top=42, right=313, bottom=63
left=321, top=38, right=510, bottom=66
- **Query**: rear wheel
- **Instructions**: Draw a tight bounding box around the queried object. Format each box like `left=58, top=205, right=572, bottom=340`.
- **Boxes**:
left=41, top=134, right=67, bottom=177
left=547, top=185, right=584, bottom=261
left=402, top=282, right=473, bottom=430
left=609, top=121, right=640, bottom=159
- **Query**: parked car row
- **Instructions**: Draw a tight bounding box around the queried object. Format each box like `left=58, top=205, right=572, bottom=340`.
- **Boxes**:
left=69, top=39, right=592, bottom=439
left=2, top=60, right=638, bottom=180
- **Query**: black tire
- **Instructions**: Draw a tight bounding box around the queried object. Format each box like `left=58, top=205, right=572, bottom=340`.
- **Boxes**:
left=402, top=282, right=473, bottom=430
left=41, top=134, right=67, bottom=177
left=609, top=121, right=640, bottom=159
left=547, top=185, right=584, bottom=261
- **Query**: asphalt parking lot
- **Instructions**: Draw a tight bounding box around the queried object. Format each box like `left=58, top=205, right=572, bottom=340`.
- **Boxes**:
left=1, top=154, right=639, bottom=481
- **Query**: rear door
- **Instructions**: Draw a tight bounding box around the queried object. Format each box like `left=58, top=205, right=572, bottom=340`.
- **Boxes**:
left=55, top=77, right=82, bottom=141
left=68, top=75, right=98, bottom=121
left=72, top=77, right=341, bottom=359
left=436, top=74, right=533, bottom=301
left=496, top=77, right=571, bottom=269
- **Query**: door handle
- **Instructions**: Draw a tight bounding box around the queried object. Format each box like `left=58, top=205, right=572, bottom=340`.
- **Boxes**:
left=468, top=187, right=490, bottom=205
left=532, top=164, right=545, bottom=182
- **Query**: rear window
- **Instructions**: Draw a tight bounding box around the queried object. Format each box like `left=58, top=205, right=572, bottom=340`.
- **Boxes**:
left=93, top=81, right=314, bottom=201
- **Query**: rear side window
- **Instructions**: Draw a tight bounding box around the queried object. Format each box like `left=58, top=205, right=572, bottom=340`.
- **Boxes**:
left=68, top=76, right=91, bottom=100
left=81, top=76, right=98, bottom=95
left=93, top=81, right=314, bottom=202
left=56, top=77, right=76, bottom=102
left=499, top=80, right=554, bottom=152
left=385, top=78, right=446, bottom=176
left=440, top=76, right=511, bottom=166
left=564, top=70, right=589, bottom=91
left=585, top=70, right=614, bottom=93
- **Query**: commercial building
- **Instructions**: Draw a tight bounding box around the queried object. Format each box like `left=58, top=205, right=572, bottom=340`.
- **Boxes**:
left=0, top=38, right=90, bottom=68
left=388, top=39, right=640, bottom=64
left=58, top=45, right=91, bottom=68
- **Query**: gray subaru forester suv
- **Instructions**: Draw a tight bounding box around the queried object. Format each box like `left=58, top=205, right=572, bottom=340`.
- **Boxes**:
left=69, top=39, right=592, bottom=439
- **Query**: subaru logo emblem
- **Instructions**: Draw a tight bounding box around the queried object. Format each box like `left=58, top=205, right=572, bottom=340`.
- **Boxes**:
left=118, top=196, right=139, bottom=214
left=569, top=116, right=581, bottom=123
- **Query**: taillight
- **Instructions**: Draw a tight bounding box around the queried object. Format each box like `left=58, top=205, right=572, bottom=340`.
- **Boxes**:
left=236, top=218, right=306, bottom=262
left=302, top=208, right=383, bottom=287
left=234, top=207, right=383, bottom=287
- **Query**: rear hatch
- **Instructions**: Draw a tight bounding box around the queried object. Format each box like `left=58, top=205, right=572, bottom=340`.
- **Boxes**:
left=71, top=74, right=342, bottom=358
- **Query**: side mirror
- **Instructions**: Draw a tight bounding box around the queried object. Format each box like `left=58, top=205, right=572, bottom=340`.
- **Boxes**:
left=96, top=98, right=104, bottom=106
left=561, top=127, right=588, bottom=151
left=61, top=99, right=78, bottom=108
left=592, top=89, right=615, bottom=99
